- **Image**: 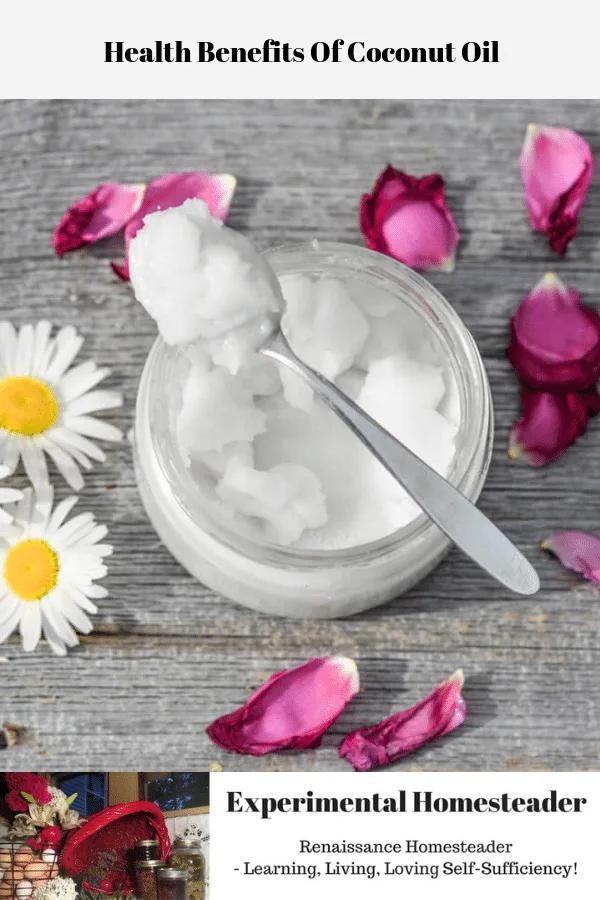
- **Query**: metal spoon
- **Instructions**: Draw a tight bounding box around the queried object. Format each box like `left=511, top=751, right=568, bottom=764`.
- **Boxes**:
left=259, top=326, right=540, bottom=596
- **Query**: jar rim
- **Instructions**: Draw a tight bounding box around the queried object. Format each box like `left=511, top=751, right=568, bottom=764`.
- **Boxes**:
left=137, top=241, right=493, bottom=569
left=158, top=869, right=189, bottom=880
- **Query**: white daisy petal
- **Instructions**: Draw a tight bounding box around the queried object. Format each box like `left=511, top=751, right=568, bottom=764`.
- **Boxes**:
left=54, top=511, right=96, bottom=543
left=60, top=362, right=110, bottom=402
left=48, top=496, right=79, bottom=532
left=44, top=432, right=93, bottom=471
left=0, top=594, right=20, bottom=627
left=76, top=524, right=109, bottom=546
left=79, top=583, right=107, bottom=600
left=0, top=600, right=21, bottom=644
left=29, top=483, right=54, bottom=534
left=1, top=527, right=21, bottom=548
left=43, top=597, right=80, bottom=648
left=58, top=591, right=93, bottom=634
left=65, top=415, right=123, bottom=443
left=45, top=326, right=84, bottom=383
left=64, top=416, right=123, bottom=443
left=0, top=488, right=23, bottom=504
left=19, top=602, right=42, bottom=652
left=90, top=543, right=113, bottom=558
left=0, top=464, right=24, bottom=524
left=15, top=323, right=35, bottom=375
left=2, top=435, right=20, bottom=474
left=31, top=321, right=53, bottom=377
left=39, top=618, right=68, bottom=656
left=50, top=426, right=106, bottom=463
left=55, top=527, right=101, bottom=554
left=66, top=588, right=98, bottom=615
left=66, top=389, right=123, bottom=417
left=20, top=438, right=49, bottom=489
left=39, top=441, right=84, bottom=491
left=79, top=562, right=109, bottom=580
left=0, top=526, right=20, bottom=546
left=13, top=488, right=35, bottom=531
left=0, top=507, right=13, bottom=525
left=73, top=564, right=109, bottom=583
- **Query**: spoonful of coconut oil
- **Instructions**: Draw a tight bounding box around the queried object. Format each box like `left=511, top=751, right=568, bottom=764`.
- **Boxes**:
left=129, top=198, right=540, bottom=596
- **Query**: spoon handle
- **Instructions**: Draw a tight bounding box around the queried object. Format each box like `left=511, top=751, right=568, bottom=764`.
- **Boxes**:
left=262, top=331, right=539, bottom=596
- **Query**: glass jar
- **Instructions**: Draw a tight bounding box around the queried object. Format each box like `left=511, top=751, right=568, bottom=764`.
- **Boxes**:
left=135, top=859, right=166, bottom=900
left=157, top=869, right=188, bottom=900
left=134, top=242, right=493, bottom=618
left=168, top=840, right=205, bottom=900
left=134, top=840, right=162, bottom=862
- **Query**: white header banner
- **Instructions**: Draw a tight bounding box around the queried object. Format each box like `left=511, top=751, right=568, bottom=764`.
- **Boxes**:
left=210, top=771, right=598, bottom=899
left=2, top=0, right=598, bottom=99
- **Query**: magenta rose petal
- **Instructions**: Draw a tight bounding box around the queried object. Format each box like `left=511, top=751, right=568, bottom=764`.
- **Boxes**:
left=542, top=531, right=600, bottom=586
left=113, top=171, right=236, bottom=280
left=508, top=273, right=600, bottom=391
left=360, top=166, right=459, bottom=272
left=339, top=669, right=466, bottom=772
left=110, top=260, right=130, bottom=282
left=520, top=124, right=593, bottom=256
left=207, top=656, right=360, bottom=756
left=52, top=182, right=145, bottom=257
left=508, top=387, right=600, bottom=467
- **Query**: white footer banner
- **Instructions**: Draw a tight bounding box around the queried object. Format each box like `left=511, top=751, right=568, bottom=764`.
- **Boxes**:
left=209, top=772, right=597, bottom=899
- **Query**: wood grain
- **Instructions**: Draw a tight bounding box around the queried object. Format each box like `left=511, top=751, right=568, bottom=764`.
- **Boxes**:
left=1, top=99, right=599, bottom=771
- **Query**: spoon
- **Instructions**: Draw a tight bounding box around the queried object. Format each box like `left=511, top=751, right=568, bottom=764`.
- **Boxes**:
left=259, top=325, right=540, bottom=596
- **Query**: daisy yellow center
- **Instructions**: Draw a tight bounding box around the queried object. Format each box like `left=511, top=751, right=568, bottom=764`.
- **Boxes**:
left=4, top=539, right=59, bottom=601
left=0, top=376, right=59, bottom=436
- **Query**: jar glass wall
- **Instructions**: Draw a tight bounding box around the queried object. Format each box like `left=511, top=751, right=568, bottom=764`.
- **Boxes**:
left=134, top=242, right=493, bottom=618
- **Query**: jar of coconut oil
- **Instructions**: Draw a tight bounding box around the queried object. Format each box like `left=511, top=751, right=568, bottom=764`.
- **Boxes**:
left=134, top=242, right=493, bottom=618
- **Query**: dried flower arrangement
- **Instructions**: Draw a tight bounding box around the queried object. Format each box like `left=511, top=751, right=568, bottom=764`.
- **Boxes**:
left=0, top=774, right=82, bottom=900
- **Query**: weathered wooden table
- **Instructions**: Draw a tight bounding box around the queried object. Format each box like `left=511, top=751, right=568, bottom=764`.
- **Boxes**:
left=1, top=99, right=599, bottom=771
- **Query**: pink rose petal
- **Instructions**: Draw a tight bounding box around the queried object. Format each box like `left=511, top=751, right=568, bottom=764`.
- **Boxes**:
left=520, top=124, right=593, bottom=256
left=110, top=260, right=130, bottom=281
left=339, top=669, right=466, bottom=772
left=207, top=656, right=359, bottom=756
left=508, top=387, right=600, bottom=467
left=508, top=273, right=600, bottom=391
left=360, top=166, right=459, bottom=272
left=112, top=171, right=236, bottom=280
left=542, top=531, right=600, bottom=586
left=53, top=182, right=145, bottom=257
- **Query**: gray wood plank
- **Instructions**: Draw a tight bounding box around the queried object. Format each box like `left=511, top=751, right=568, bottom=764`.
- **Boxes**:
left=0, top=99, right=599, bottom=771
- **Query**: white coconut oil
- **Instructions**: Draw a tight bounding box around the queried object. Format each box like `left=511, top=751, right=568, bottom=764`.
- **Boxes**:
left=132, top=222, right=492, bottom=617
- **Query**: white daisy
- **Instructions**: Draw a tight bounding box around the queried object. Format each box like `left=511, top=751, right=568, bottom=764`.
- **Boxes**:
left=0, top=465, right=22, bottom=524
left=0, top=485, right=112, bottom=655
left=0, top=321, right=122, bottom=490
